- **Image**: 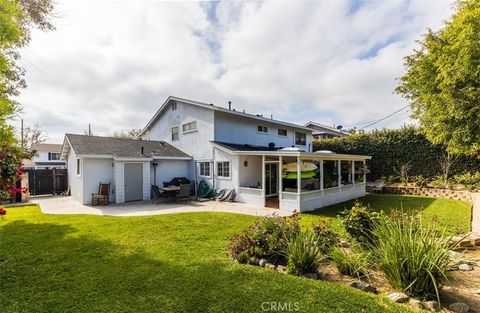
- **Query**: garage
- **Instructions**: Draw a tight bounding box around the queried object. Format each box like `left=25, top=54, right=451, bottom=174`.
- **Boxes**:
left=124, top=163, right=144, bottom=202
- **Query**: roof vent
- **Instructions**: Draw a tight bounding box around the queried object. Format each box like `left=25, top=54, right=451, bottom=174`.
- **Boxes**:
left=268, top=142, right=275, bottom=149
left=141, top=146, right=144, bottom=154
left=337, top=125, right=343, bottom=130
left=228, top=101, right=231, bottom=110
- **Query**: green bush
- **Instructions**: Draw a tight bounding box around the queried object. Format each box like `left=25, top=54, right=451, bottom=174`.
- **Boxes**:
left=453, top=172, right=480, bottom=191
left=330, top=245, right=371, bottom=279
left=284, top=230, right=324, bottom=275
left=411, top=175, right=429, bottom=187
left=371, top=212, right=453, bottom=301
left=312, top=221, right=340, bottom=253
left=313, top=126, right=480, bottom=180
left=228, top=213, right=300, bottom=264
left=340, top=202, right=379, bottom=245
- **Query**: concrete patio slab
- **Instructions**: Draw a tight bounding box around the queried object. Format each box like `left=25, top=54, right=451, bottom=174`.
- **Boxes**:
left=32, top=196, right=292, bottom=217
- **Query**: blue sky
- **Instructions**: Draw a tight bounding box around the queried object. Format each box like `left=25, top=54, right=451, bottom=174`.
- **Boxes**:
left=13, top=0, right=453, bottom=142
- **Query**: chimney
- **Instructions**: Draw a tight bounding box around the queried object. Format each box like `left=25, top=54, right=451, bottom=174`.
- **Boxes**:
left=228, top=101, right=232, bottom=110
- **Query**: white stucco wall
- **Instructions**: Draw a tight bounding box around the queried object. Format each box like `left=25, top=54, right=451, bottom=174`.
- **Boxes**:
left=151, top=160, right=191, bottom=187
left=82, top=158, right=114, bottom=205
left=212, top=148, right=239, bottom=191
left=238, top=155, right=262, bottom=188
left=67, top=149, right=83, bottom=203
left=214, top=111, right=313, bottom=151
left=146, top=100, right=215, bottom=160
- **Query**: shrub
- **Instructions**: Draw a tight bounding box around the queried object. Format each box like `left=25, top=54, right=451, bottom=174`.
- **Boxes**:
left=228, top=213, right=300, bottom=264
left=453, top=172, right=480, bottom=191
left=371, top=212, right=453, bottom=302
left=411, top=175, right=429, bottom=188
left=330, top=245, right=371, bottom=279
left=340, top=201, right=379, bottom=246
left=312, top=221, right=340, bottom=253
left=284, top=230, right=324, bottom=275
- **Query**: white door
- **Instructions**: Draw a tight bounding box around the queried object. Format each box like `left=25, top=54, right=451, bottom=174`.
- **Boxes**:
left=124, top=163, right=143, bottom=202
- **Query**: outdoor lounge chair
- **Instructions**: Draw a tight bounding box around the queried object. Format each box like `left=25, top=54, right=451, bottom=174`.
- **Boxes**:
left=152, top=185, right=170, bottom=203
left=91, top=183, right=110, bottom=205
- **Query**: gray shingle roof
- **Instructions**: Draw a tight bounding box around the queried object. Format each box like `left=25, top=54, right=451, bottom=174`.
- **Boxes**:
left=64, top=134, right=190, bottom=159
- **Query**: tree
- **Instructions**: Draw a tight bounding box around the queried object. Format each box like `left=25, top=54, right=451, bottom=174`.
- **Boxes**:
left=0, top=0, right=55, bottom=211
left=396, top=0, right=480, bottom=156
left=111, top=128, right=142, bottom=140
left=21, top=122, right=48, bottom=151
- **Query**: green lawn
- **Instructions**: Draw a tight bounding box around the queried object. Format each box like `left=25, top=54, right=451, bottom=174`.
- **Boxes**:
left=301, top=194, right=472, bottom=235
left=0, top=205, right=412, bottom=313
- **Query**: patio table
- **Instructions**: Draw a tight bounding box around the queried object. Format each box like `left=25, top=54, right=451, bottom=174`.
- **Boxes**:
left=160, top=186, right=180, bottom=202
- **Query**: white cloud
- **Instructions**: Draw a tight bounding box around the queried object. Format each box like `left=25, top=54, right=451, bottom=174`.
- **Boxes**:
left=13, top=0, right=454, bottom=142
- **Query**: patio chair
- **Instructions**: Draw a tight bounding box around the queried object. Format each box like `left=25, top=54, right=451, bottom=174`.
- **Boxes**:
left=372, top=179, right=385, bottom=194
left=91, top=183, right=110, bottom=206
left=176, top=184, right=191, bottom=202
left=152, top=185, right=169, bottom=203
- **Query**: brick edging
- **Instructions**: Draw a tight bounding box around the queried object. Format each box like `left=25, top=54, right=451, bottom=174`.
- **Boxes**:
left=382, top=186, right=473, bottom=202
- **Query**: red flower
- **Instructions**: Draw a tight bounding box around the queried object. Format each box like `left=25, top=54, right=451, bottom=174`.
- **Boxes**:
left=0, top=208, right=7, bottom=215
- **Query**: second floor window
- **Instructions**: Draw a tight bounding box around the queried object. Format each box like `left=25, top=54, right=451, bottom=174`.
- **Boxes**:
left=278, top=129, right=287, bottom=136
left=171, top=126, right=179, bottom=141
left=295, top=132, right=306, bottom=146
left=182, top=121, right=197, bottom=133
left=257, top=125, right=268, bottom=133
left=48, top=152, right=61, bottom=160
left=171, top=102, right=177, bottom=111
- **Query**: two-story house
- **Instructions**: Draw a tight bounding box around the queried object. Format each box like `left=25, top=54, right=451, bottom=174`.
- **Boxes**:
left=24, top=143, right=67, bottom=169
left=61, top=96, right=370, bottom=211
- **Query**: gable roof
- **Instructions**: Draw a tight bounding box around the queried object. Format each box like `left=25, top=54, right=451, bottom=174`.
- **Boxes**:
left=32, top=143, right=63, bottom=152
left=304, top=121, right=349, bottom=136
left=140, top=96, right=313, bottom=135
left=61, top=134, right=191, bottom=160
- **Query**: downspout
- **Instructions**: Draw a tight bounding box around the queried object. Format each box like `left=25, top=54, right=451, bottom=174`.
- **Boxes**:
left=212, top=147, right=216, bottom=190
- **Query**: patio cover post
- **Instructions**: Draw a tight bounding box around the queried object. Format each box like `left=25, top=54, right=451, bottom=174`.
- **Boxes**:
left=320, top=160, right=324, bottom=190
left=297, top=156, right=301, bottom=194
left=261, top=155, right=265, bottom=190
left=351, top=160, right=355, bottom=184
left=363, top=160, right=366, bottom=183
left=279, top=156, right=283, bottom=200
left=337, top=160, right=342, bottom=188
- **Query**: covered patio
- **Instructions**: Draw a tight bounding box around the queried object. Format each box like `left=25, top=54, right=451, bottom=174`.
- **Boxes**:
left=234, top=149, right=371, bottom=212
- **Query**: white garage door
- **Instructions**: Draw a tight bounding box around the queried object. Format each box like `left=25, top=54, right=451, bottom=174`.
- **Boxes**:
left=124, top=163, right=143, bottom=202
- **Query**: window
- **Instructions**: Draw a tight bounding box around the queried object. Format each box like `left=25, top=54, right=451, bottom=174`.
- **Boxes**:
left=171, top=101, right=177, bottom=111
left=48, top=152, right=60, bottom=160
left=295, top=132, right=306, bottom=145
left=217, top=161, right=230, bottom=178
left=199, top=162, right=210, bottom=177
left=76, top=158, right=81, bottom=176
left=182, top=121, right=197, bottom=133
left=171, top=126, right=179, bottom=141
left=257, top=125, right=268, bottom=133
left=278, top=129, right=288, bottom=137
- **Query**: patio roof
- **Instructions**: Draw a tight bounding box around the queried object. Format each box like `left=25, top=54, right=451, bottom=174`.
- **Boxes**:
left=211, top=141, right=371, bottom=161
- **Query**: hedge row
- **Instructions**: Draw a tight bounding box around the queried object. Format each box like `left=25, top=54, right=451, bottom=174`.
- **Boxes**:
left=313, top=126, right=480, bottom=180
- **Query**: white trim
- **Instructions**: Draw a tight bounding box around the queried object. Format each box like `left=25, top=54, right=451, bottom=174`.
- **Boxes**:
left=152, top=156, right=192, bottom=160
left=114, top=157, right=154, bottom=162
left=198, top=161, right=212, bottom=178
left=182, top=129, right=198, bottom=135
left=256, top=125, right=269, bottom=134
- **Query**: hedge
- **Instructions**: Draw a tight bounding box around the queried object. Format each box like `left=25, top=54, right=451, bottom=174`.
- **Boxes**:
left=313, top=126, right=480, bottom=181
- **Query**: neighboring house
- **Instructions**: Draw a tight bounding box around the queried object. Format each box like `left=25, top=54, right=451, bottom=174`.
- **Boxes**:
left=23, top=143, right=66, bottom=169
left=61, top=134, right=191, bottom=205
left=61, top=96, right=370, bottom=211
left=304, top=121, right=349, bottom=139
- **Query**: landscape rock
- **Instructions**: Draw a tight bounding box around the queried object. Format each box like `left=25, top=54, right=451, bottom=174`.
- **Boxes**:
left=458, top=263, right=474, bottom=271
left=339, top=240, right=350, bottom=248
left=408, top=299, right=421, bottom=310
left=259, top=259, right=268, bottom=267
left=303, top=273, right=318, bottom=279
left=276, top=265, right=287, bottom=273
left=349, top=281, right=377, bottom=294
left=387, top=292, right=409, bottom=303
left=265, top=263, right=276, bottom=270
left=425, top=300, right=440, bottom=312
left=448, top=302, right=470, bottom=313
